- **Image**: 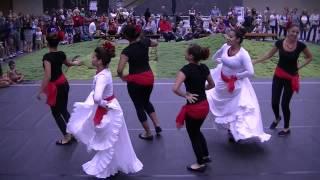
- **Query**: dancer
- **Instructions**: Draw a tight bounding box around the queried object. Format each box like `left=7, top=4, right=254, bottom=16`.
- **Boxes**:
left=117, top=24, right=161, bottom=140
left=37, top=29, right=82, bottom=145
left=67, top=41, right=143, bottom=178
left=254, top=24, right=313, bottom=136
left=173, top=44, right=214, bottom=172
left=206, top=27, right=271, bottom=143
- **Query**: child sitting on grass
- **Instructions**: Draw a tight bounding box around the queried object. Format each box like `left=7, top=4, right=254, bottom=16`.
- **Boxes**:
left=7, top=60, right=24, bottom=83
left=0, top=63, right=11, bottom=88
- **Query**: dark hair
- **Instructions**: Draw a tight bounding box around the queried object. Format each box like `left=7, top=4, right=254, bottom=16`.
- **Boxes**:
left=46, top=32, right=60, bottom=48
left=187, top=44, right=210, bottom=62
left=286, top=23, right=299, bottom=30
left=232, top=27, right=247, bottom=44
left=122, top=24, right=141, bottom=41
left=94, top=45, right=116, bottom=67
left=8, top=60, right=15, bottom=66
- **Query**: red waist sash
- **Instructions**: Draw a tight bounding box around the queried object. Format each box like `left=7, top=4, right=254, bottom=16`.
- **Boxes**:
left=93, top=95, right=115, bottom=126
left=45, top=74, right=67, bottom=107
left=124, top=70, right=154, bottom=86
left=275, top=67, right=299, bottom=93
left=221, top=71, right=238, bottom=93
left=176, top=100, right=209, bottom=128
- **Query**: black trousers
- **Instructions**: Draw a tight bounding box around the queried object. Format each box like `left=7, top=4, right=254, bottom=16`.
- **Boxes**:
left=185, top=117, right=209, bottom=165
left=279, top=26, right=287, bottom=37
left=127, top=83, right=155, bottom=123
left=271, top=76, right=294, bottom=129
left=307, top=25, right=318, bottom=42
left=270, top=26, right=277, bottom=40
left=50, top=83, right=70, bottom=135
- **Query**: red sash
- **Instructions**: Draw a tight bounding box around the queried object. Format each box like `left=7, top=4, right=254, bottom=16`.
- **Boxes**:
left=93, top=95, right=115, bottom=126
left=275, top=67, right=300, bottom=93
left=124, top=71, right=154, bottom=86
left=176, top=100, right=209, bottom=128
left=45, top=74, right=67, bottom=106
left=221, top=71, right=238, bottom=93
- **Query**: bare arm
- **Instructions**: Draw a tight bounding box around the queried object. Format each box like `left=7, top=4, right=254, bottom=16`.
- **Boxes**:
left=298, top=47, right=313, bottom=70
left=205, top=74, right=215, bottom=90
left=253, top=46, right=278, bottom=65
left=63, top=57, right=83, bottom=67
left=172, top=71, right=187, bottom=98
left=117, top=54, right=128, bottom=80
left=38, top=61, right=51, bottom=97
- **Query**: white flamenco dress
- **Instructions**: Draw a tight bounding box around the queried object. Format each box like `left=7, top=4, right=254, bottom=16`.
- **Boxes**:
left=67, top=69, right=143, bottom=179
left=206, top=44, right=271, bottom=142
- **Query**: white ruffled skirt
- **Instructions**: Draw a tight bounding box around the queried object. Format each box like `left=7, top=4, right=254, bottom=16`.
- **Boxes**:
left=67, top=92, right=143, bottom=179
left=206, top=64, right=271, bottom=142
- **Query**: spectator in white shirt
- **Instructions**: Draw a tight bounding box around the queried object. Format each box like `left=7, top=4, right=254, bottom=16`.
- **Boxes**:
left=89, top=19, right=97, bottom=40
left=269, top=11, right=277, bottom=39
left=307, top=9, right=319, bottom=42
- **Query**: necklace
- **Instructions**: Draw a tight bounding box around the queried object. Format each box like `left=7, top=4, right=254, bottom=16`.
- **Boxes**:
left=284, top=39, right=297, bottom=51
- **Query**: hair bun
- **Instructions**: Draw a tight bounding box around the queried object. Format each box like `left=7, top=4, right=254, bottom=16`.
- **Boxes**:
left=102, top=41, right=116, bottom=58
left=200, top=47, right=210, bottom=60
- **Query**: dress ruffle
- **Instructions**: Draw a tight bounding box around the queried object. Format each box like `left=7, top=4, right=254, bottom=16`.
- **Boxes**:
left=67, top=92, right=143, bottom=179
left=206, top=64, right=271, bottom=142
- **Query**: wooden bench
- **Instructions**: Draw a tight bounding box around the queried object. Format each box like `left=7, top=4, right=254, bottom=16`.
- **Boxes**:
left=244, top=33, right=277, bottom=41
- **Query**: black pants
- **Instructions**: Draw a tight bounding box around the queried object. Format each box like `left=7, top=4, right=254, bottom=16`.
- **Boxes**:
left=300, top=27, right=307, bottom=40
left=186, top=117, right=209, bottom=165
left=270, top=26, right=277, bottom=40
left=279, top=26, right=287, bottom=37
left=50, top=83, right=70, bottom=135
left=307, top=25, right=318, bottom=42
left=271, top=76, right=294, bottom=129
left=127, top=83, right=155, bottom=123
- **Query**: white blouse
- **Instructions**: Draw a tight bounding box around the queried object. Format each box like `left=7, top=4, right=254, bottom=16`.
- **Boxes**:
left=212, top=43, right=254, bottom=79
left=92, top=69, right=113, bottom=107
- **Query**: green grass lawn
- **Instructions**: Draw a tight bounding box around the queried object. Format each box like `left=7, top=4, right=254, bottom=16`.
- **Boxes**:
left=3, top=35, right=320, bottom=80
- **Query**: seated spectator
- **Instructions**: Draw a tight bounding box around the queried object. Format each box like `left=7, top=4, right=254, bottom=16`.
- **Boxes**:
left=108, top=19, right=118, bottom=35
left=0, top=63, right=10, bottom=88
left=7, top=60, right=24, bottom=83
left=216, top=18, right=226, bottom=33
left=89, top=19, right=97, bottom=40
left=143, top=16, right=157, bottom=35
left=159, top=16, right=175, bottom=42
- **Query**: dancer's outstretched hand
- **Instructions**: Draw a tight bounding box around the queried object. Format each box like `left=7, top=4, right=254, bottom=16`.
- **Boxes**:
left=185, top=92, right=198, bottom=104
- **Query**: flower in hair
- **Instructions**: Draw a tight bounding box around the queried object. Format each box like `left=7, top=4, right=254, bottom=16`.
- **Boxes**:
left=103, top=41, right=115, bottom=52
left=135, top=25, right=142, bottom=34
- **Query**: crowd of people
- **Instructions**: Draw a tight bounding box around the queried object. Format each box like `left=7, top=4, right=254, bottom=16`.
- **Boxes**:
left=0, top=5, right=319, bottom=62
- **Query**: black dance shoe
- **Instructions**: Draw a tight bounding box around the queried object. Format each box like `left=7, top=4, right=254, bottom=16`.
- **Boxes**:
left=270, top=117, right=281, bottom=129
left=187, top=164, right=207, bottom=172
left=55, top=137, right=75, bottom=146
left=278, top=129, right=291, bottom=136
left=155, top=126, right=162, bottom=135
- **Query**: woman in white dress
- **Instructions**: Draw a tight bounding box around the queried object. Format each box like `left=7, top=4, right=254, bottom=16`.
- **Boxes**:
left=206, top=28, right=271, bottom=143
left=67, top=42, right=143, bottom=179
